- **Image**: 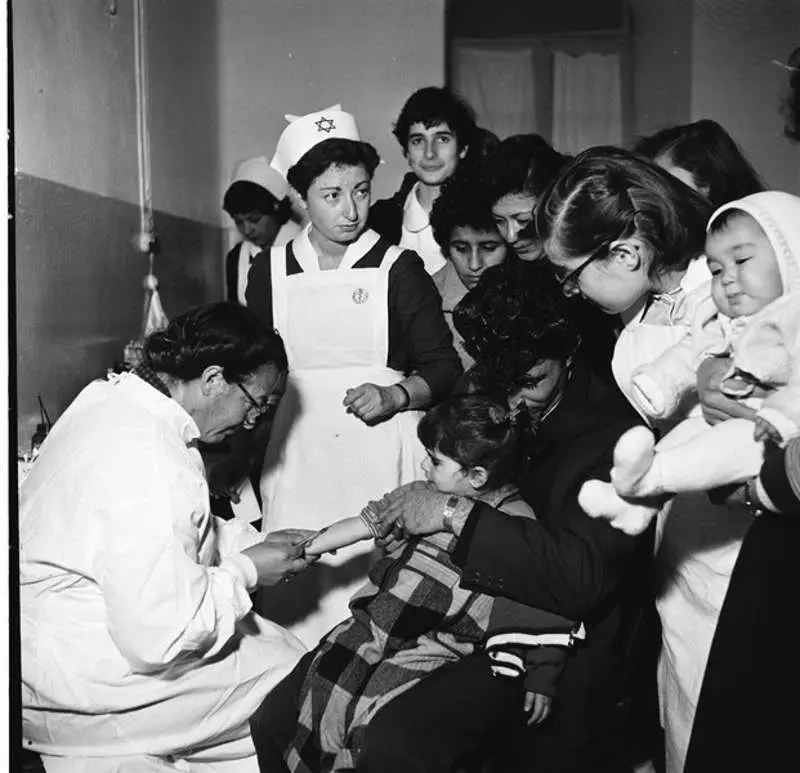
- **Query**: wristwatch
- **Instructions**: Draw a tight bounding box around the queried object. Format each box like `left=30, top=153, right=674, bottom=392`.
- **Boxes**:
left=743, top=478, right=764, bottom=517
left=442, top=495, right=460, bottom=532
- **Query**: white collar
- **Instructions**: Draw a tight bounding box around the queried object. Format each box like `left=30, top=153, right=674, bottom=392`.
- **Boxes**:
left=110, top=372, right=201, bottom=446
left=292, top=223, right=381, bottom=272
left=403, top=183, right=431, bottom=234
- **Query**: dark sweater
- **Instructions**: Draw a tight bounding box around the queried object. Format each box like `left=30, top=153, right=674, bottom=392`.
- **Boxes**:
left=452, top=356, right=651, bottom=768
left=367, top=172, right=417, bottom=245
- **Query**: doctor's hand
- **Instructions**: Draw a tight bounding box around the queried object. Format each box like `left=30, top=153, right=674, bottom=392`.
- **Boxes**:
left=344, top=382, right=404, bottom=424
left=697, top=357, right=762, bottom=426
left=241, top=529, right=318, bottom=586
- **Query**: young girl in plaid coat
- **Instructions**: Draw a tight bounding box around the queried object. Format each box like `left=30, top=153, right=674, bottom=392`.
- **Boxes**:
left=265, top=396, right=583, bottom=773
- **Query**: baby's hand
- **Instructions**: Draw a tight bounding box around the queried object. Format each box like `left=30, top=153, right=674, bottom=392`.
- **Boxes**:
left=753, top=416, right=782, bottom=445
left=524, top=690, right=552, bottom=726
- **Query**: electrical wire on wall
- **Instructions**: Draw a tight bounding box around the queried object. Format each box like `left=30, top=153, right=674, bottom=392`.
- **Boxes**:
left=131, top=0, right=167, bottom=362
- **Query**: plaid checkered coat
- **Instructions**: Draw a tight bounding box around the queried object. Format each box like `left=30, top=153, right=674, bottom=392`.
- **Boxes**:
left=285, top=487, right=519, bottom=773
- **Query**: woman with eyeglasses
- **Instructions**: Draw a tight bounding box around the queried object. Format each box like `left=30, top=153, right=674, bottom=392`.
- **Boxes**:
left=535, top=145, right=758, bottom=773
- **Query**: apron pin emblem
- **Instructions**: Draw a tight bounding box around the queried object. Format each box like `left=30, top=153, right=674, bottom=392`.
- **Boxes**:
left=352, top=288, right=369, bottom=304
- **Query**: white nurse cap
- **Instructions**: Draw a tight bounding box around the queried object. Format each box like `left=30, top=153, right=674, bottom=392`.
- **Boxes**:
left=269, top=105, right=361, bottom=179
left=230, top=156, right=288, bottom=200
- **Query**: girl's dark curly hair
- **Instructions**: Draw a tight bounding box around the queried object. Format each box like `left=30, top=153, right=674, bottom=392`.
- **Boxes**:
left=453, top=260, right=580, bottom=396
left=417, top=396, right=520, bottom=490
left=144, top=302, right=287, bottom=383
left=485, top=133, right=571, bottom=206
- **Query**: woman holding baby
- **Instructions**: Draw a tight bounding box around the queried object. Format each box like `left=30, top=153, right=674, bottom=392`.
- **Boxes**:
left=538, top=145, right=800, bottom=772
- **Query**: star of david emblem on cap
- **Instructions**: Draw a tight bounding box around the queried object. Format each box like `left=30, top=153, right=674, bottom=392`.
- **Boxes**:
left=352, top=288, right=369, bottom=304
left=315, top=116, right=336, bottom=134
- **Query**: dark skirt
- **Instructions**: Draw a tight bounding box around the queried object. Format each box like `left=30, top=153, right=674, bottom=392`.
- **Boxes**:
left=684, top=512, right=799, bottom=772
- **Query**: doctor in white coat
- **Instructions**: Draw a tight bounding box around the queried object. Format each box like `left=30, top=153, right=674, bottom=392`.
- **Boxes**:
left=21, top=303, right=315, bottom=773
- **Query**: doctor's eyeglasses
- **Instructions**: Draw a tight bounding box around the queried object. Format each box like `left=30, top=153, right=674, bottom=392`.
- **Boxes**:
left=235, top=382, right=273, bottom=421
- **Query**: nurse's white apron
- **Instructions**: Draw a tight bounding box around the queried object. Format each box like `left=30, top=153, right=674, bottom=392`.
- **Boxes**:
left=257, top=228, right=426, bottom=647
left=613, top=285, right=751, bottom=773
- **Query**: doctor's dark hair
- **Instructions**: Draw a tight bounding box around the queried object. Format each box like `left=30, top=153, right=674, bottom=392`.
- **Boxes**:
left=287, top=138, right=381, bottom=199
left=634, top=119, right=765, bottom=210
left=143, top=302, right=287, bottom=383
left=484, top=133, right=572, bottom=206
left=454, top=260, right=580, bottom=396
left=536, top=146, right=713, bottom=281
left=417, top=396, right=520, bottom=491
left=222, top=181, right=291, bottom=223
left=392, top=86, right=478, bottom=152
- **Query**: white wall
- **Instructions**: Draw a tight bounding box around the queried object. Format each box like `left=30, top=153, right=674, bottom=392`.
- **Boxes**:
left=14, top=1, right=139, bottom=203
left=14, top=0, right=222, bottom=224
left=690, top=0, right=800, bottom=193
left=13, top=0, right=225, bottom=444
left=630, top=0, right=693, bottom=138
left=217, top=0, right=446, bottom=222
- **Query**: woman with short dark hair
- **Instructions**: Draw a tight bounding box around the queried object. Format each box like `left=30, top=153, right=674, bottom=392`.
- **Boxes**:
left=246, top=105, right=461, bottom=648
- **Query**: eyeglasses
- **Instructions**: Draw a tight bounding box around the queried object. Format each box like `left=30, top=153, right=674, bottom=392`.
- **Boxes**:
left=553, top=243, right=610, bottom=297
left=235, top=382, right=270, bottom=420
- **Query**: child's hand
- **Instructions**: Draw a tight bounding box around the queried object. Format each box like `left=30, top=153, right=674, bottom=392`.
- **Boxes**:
left=753, top=416, right=782, bottom=445
left=524, top=690, right=552, bottom=726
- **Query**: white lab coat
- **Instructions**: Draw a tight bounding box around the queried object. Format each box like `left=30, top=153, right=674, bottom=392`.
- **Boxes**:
left=20, top=373, right=305, bottom=769
left=612, top=259, right=752, bottom=773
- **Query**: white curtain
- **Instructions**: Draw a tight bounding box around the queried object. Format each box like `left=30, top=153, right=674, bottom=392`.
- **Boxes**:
left=451, top=44, right=537, bottom=140
left=552, top=51, right=622, bottom=155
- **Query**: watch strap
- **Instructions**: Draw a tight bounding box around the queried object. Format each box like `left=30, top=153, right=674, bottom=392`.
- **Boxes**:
left=442, top=495, right=460, bottom=532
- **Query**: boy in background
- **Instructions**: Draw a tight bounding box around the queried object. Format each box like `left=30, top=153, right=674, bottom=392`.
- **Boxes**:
left=369, top=86, right=480, bottom=275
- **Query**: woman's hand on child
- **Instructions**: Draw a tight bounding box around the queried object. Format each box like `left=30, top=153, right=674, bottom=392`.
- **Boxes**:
left=374, top=481, right=447, bottom=539
left=753, top=416, right=783, bottom=444
left=524, top=691, right=552, bottom=725
left=343, top=383, right=401, bottom=424
left=697, top=357, right=761, bottom=426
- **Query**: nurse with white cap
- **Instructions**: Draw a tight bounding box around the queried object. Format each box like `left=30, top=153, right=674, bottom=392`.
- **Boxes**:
left=223, top=156, right=302, bottom=305
left=246, top=105, right=462, bottom=647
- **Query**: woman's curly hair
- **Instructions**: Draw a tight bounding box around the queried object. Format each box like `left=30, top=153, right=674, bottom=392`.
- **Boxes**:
left=453, top=260, right=580, bottom=396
